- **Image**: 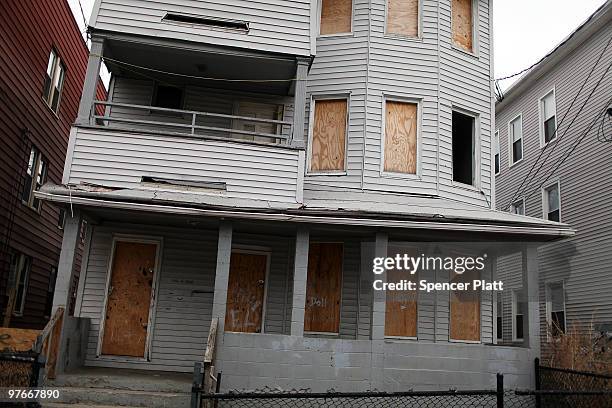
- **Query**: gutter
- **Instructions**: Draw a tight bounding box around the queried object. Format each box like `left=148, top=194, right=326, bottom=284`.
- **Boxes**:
left=35, top=191, right=576, bottom=239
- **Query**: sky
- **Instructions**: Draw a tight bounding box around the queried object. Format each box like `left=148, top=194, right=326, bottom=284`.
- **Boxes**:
left=67, top=0, right=608, bottom=89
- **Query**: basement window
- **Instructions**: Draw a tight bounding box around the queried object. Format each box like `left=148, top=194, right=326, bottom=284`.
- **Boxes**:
left=386, top=0, right=419, bottom=37
left=452, top=110, right=476, bottom=186
left=163, top=13, right=249, bottom=31
left=320, top=0, right=353, bottom=35
left=152, top=83, right=184, bottom=110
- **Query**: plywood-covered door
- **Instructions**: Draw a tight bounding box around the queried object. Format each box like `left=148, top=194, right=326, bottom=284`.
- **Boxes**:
left=101, top=241, right=158, bottom=357
left=304, top=243, right=343, bottom=333
left=225, top=252, right=268, bottom=333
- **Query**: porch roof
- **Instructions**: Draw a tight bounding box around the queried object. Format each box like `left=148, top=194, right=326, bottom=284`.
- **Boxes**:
left=37, top=183, right=575, bottom=241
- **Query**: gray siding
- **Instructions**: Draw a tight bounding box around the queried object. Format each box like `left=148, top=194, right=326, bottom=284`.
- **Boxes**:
left=66, top=126, right=303, bottom=204
left=78, top=223, right=218, bottom=372
left=495, top=20, right=612, bottom=337
left=303, top=0, right=493, bottom=208
left=90, top=0, right=312, bottom=57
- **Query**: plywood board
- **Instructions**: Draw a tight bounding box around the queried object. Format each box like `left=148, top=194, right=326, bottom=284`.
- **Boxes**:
left=304, top=243, right=343, bottom=333
left=101, top=241, right=157, bottom=357
left=320, top=0, right=352, bottom=35
left=384, top=268, right=417, bottom=337
left=384, top=101, right=417, bottom=174
left=310, top=99, right=347, bottom=172
left=225, top=252, right=267, bottom=333
left=387, top=0, right=419, bottom=37
left=452, top=0, right=473, bottom=52
left=450, top=271, right=480, bottom=341
left=0, top=328, right=40, bottom=352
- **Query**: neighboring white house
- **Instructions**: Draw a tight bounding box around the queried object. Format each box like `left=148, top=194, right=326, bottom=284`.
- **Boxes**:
left=495, top=1, right=611, bottom=352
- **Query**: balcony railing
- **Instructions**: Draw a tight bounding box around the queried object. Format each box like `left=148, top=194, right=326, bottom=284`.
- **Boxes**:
left=90, top=101, right=293, bottom=145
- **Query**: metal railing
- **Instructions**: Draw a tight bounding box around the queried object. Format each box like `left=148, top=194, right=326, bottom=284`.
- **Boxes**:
left=91, top=101, right=293, bottom=144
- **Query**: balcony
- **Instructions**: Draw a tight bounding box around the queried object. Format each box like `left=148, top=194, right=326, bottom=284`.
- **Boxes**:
left=64, top=98, right=305, bottom=206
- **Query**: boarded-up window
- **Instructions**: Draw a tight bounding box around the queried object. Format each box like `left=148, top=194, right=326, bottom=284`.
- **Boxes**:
left=304, top=243, right=343, bottom=333
left=387, top=0, right=419, bottom=37
left=452, top=0, right=473, bottom=52
left=320, top=0, right=353, bottom=35
left=310, top=99, right=347, bottom=172
left=450, top=270, right=480, bottom=341
left=385, top=268, right=418, bottom=337
left=384, top=101, right=417, bottom=174
left=225, top=252, right=268, bottom=333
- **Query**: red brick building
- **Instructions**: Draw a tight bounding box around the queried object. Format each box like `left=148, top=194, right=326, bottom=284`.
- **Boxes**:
left=0, top=0, right=106, bottom=328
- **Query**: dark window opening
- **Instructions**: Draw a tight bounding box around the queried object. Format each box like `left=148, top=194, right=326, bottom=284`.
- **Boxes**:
left=163, top=13, right=249, bottom=31
left=152, top=84, right=184, bottom=110
left=544, top=116, right=556, bottom=143
left=551, top=311, right=565, bottom=337
left=452, top=111, right=475, bottom=185
left=494, top=153, right=500, bottom=174
left=515, top=314, right=524, bottom=340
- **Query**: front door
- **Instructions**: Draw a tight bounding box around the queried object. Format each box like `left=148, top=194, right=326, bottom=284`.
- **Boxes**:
left=101, top=240, right=158, bottom=358
left=224, top=252, right=267, bottom=333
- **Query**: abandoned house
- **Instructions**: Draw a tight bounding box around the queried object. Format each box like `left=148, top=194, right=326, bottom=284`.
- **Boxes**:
left=37, top=0, right=576, bottom=398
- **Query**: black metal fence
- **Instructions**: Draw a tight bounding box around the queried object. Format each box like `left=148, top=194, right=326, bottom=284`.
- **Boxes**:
left=534, top=357, right=612, bottom=408
left=196, top=370, right=612, bottom=408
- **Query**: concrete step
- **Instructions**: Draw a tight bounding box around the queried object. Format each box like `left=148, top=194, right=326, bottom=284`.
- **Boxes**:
left=48, top=368, right=192, bottom=394
left=40, top=387, right=191, bottom=408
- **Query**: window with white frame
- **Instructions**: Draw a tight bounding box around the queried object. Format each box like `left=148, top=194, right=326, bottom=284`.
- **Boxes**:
left=511, top=199, right=525, bottom=216
left=496, top=295, right=503, bottom=340
left=8, top=250, right=32, bottom=317
left=509, top=115, right=523, bottom=164
left=547, top=281, right=566, bottom=337
left=43, top=49, right=66, bottom=113
left=22, top=146, right=47, bottom=212
left=494, top=130, right=500, bottom=175
left=512, top=290, right=525, bottom=341
left=543, top=182, right=561, bottom=222
left=540, top=90, right=557, bottom=145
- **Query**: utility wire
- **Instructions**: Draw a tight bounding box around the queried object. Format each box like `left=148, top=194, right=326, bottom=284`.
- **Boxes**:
left=502, top=38, right=612, bottom=210
left=524, top=95, right=612, bottom=202
left=96, top=55, right=301, bottom=83
left=76, top=0, right=88, bottom=28
left=517, top=58, right=612, bottom=204
left=494, top=2, right=606, bottom=82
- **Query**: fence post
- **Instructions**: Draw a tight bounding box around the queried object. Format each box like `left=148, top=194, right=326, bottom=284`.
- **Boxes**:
left=534, top=358, right=541, bottom=408
left=191, top=361, right=203, bottom=408
left=497, top=373, right=504, bottom=408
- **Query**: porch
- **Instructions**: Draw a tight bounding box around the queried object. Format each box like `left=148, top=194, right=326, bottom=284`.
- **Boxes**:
left=47, top=205, right=547, bottom=392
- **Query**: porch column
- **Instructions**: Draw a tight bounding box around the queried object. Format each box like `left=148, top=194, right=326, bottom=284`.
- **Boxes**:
left=212, top=222, right=233, bottom=334
left=291, top=57, right=310, bottom=148
left=51, top=209, right=82, bottom=314
left=290, top=226, right=310, bottom=336
left=521, top=245, right=540, bottom=353
left=371, top=232, right=388, bottom=390
left=371, top=232, right=388, bottom=341
left=76, top=37, right=104, bottom=124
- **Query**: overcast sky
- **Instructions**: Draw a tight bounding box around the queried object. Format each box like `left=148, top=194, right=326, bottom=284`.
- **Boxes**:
left=67, top=0, right=608, bottom=89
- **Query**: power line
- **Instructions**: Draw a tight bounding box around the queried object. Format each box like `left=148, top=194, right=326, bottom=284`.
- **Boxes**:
left=502, top=38, right=612, bottom=210
left=524, top=95, right=612, bottom=202
left=518, top=58, right=612, bottom=203
left=76, top=0, right=88, bottom=28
